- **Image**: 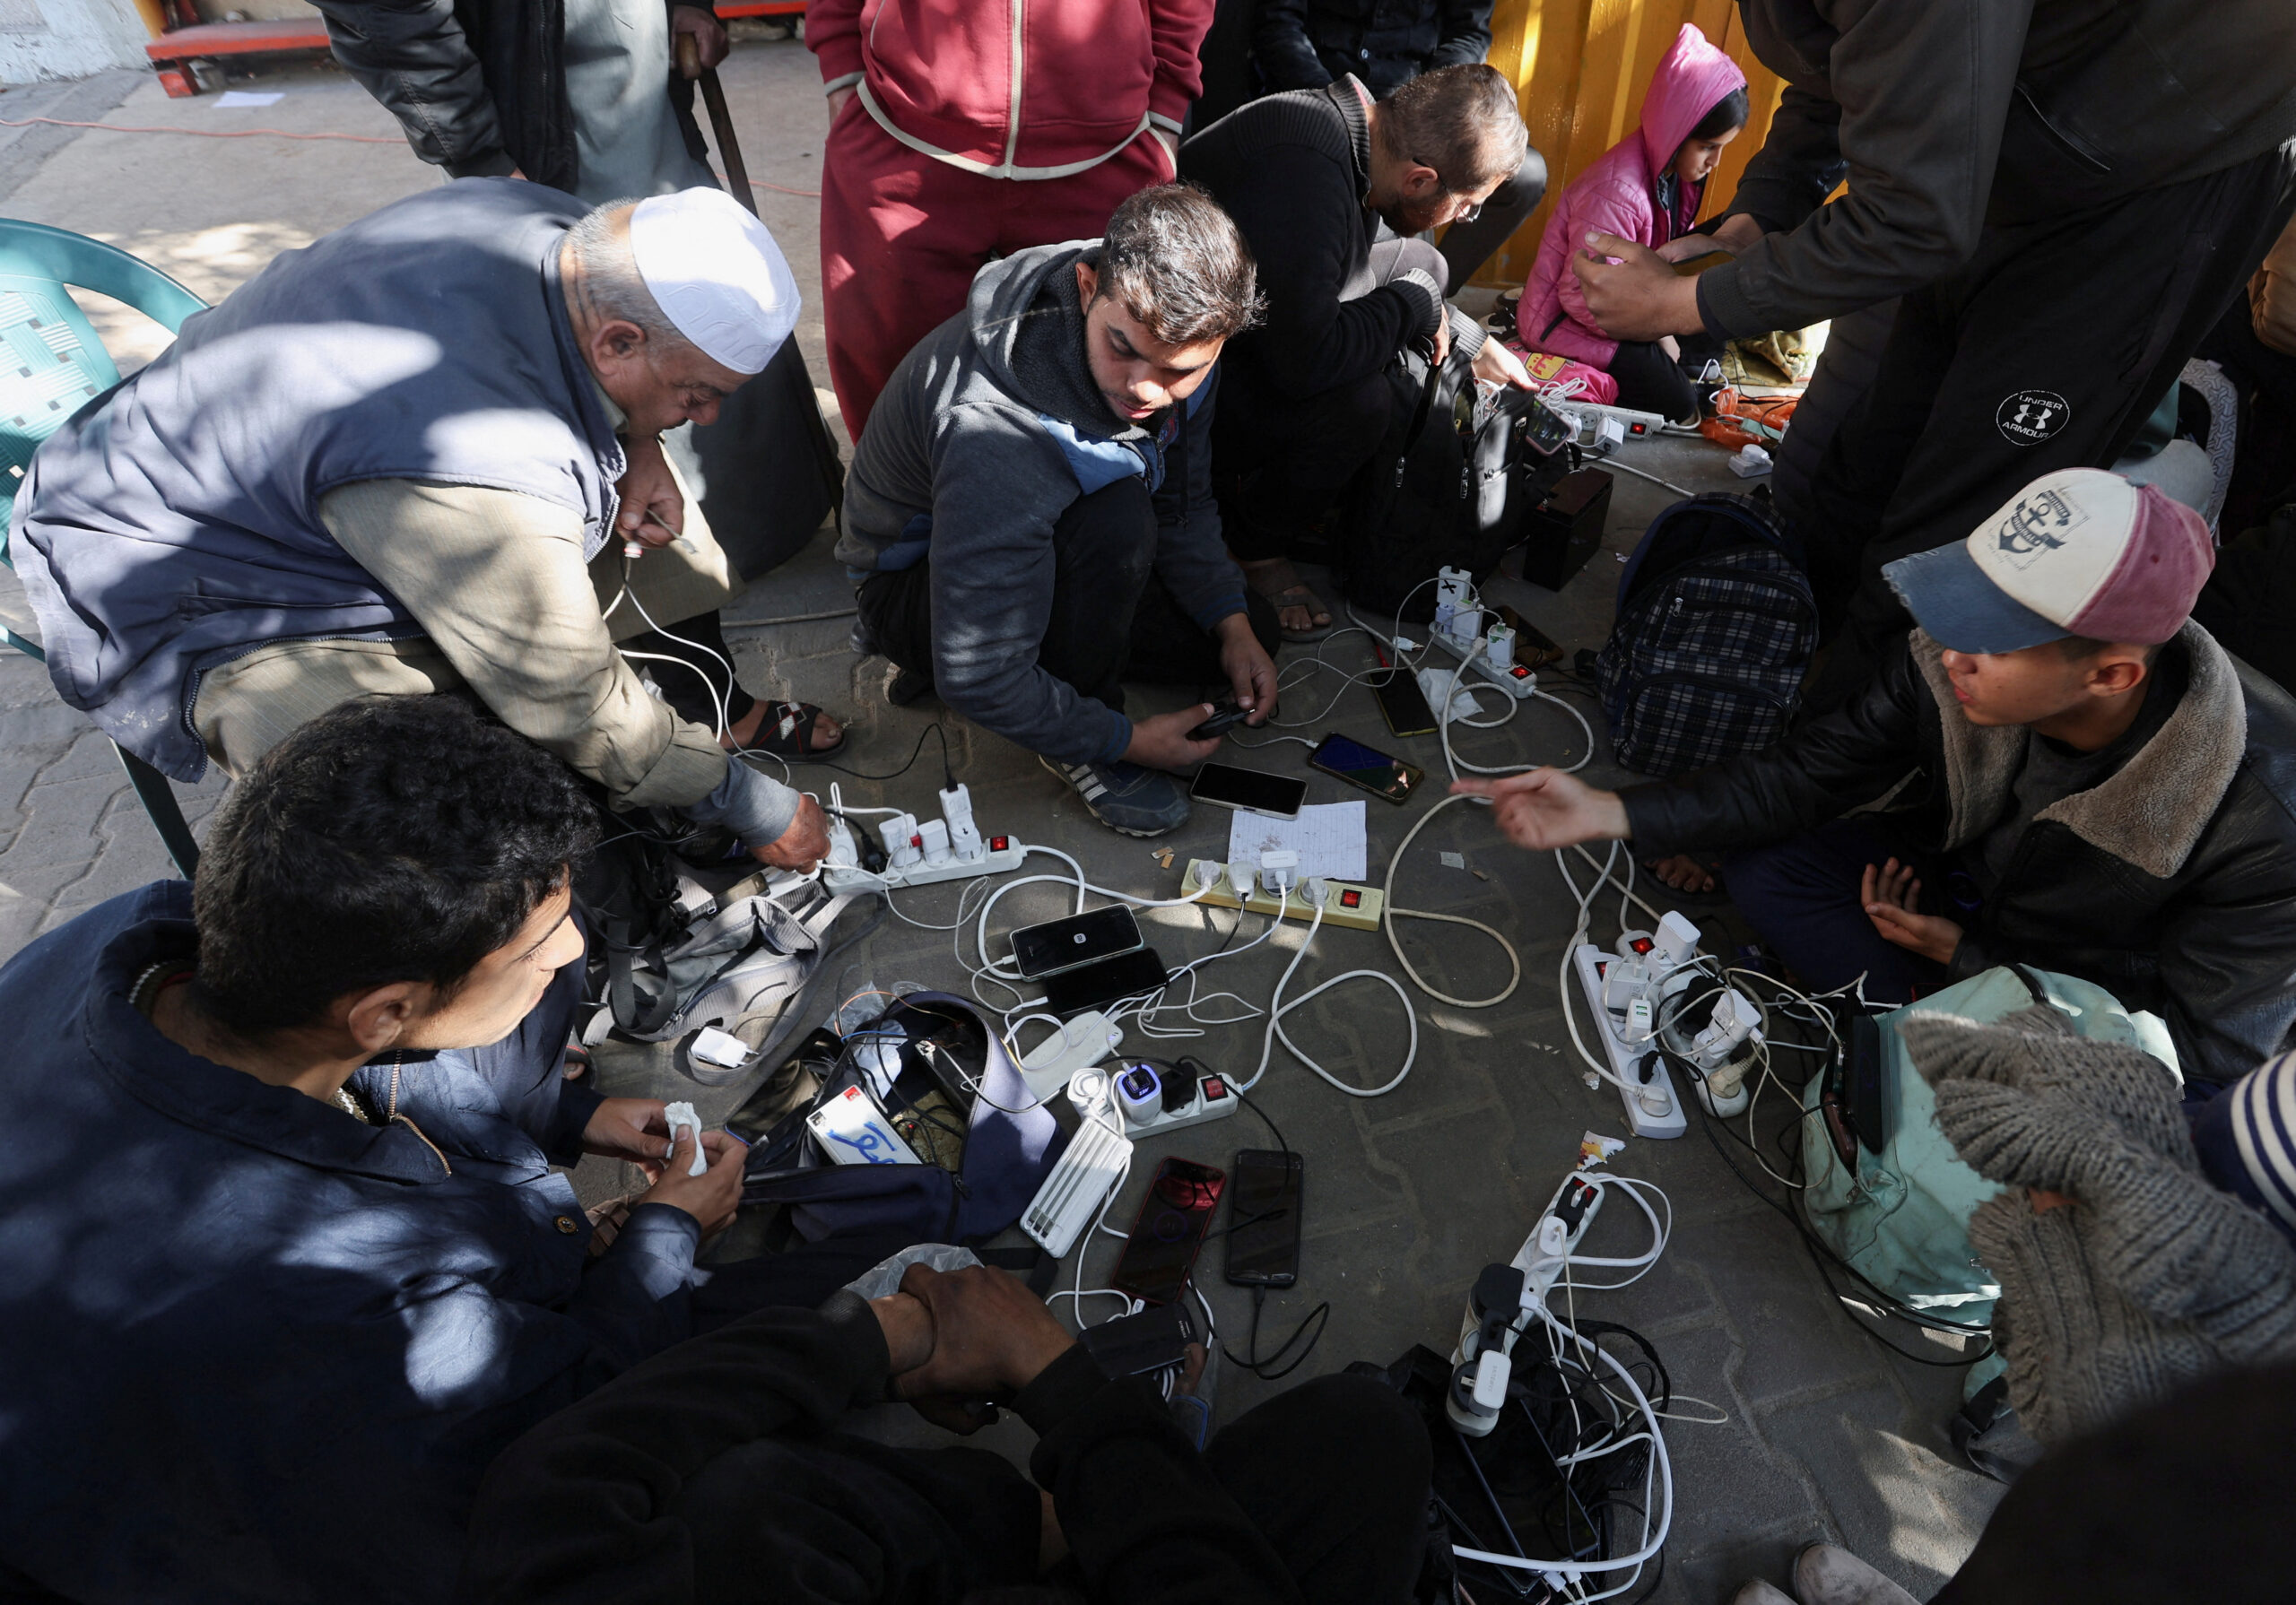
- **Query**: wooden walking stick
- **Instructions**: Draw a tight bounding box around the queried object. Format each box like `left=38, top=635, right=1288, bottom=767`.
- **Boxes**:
left=677, top=31, right=756, bottom=216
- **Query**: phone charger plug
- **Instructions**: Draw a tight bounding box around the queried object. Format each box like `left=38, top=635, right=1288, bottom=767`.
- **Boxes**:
left=1193, top=857, right=1224, bottom=888
left=1258, top=849, right=1300, bottom=893
left=1300, top=876, right=1328, bottom=907
left=1416, top=667, right=1482, bottom=720
left=825, top=818, right=858, bottom=868
left=1655, top=910, right=1701, bottom=967
left=691, top=1027, right=753, bottom=1071
left=1225, top=859, right=1257, bottom=898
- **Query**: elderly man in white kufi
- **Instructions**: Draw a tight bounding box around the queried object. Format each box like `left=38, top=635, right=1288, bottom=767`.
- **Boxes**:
left=13, top=180, right=835, bottom=871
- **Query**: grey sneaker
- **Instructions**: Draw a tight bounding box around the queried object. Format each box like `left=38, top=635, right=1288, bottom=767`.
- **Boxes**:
left=1039, top=755, right=1190, bottom=837
left=1793, top=1545, right=1919, bottom=1605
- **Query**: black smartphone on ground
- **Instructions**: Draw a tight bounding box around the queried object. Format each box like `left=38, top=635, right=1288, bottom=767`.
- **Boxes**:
left=1010, top=905, right=1144, bottom=979
left=1191, top=761, right=1309, bottom=820
left=1225, top=1149, right=1303, bottom=1288
left=1042, top=947, right=1170, bottom=1017
left=1111, top=1157, right=1226, bottom=1306
left=1493, top=605, right=1566, bottom=670
left=1370, top=667, right=1438, bottom=738
left=1309, top=733, right=1423, bottom=805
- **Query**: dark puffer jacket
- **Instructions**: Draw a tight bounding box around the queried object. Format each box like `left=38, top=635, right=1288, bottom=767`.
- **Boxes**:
left=1622, top=623, right=2296, bottom=1087
left=1699, top=0, right=2296, bottom=341
left=1252, top=0, right=1494, bottom=99
left=309, top=0, right=709, bottom=191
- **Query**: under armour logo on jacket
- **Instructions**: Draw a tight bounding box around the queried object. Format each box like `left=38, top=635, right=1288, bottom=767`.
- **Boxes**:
left=1996, top=389, right=2071, bottom=445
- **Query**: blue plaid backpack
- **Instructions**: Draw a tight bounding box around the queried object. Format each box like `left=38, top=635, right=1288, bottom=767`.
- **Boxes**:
left=1595, top=493, right=1817, bottom=776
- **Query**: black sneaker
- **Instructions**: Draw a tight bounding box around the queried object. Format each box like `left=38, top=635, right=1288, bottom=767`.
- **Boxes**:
left=1039, top=755, right=1190, bottom=837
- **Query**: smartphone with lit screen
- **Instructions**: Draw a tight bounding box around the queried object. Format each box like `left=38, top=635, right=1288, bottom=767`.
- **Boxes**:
left=1309, top=733, right=1423, bottom=806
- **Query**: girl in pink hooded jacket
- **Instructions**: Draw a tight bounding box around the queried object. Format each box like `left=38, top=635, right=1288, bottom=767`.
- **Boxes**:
left=1519, top=24, right=1748, bottom=421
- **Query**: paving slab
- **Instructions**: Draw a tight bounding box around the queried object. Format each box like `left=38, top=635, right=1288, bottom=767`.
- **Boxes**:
left=0, top=41, right=2004, bottom=1604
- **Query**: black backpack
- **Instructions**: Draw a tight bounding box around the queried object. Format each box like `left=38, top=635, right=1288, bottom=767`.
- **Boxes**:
left=1595, top=493, right=1817, bottom=776
left=1336, top=347, right=1569, bottom=621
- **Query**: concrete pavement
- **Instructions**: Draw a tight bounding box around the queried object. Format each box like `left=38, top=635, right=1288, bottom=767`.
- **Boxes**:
left=0, top=42, right=2000, bottom=1602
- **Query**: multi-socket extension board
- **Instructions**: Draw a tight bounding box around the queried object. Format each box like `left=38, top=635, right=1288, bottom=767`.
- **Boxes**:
left=1424, top=566, right=1542, bottom=699
left=1425, top=624, right=1544, bottom=698
left=1570, top=943, right=1688, bottom=1139
left=1548, top=398, right=1671, bottom=448
left=822, top=839, right=1024, bottom=895
left=1446, top=1167, right=1608, bottom=1435
left=1178, top=861, right=1386, bottom=932
left=821, top=782, right=1026, bottom=896
left=1109, top=1063, right=1239, bottom=1139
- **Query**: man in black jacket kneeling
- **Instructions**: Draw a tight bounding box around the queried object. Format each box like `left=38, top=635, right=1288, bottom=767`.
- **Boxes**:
left=1457, top=468, right=2296, bottom=1089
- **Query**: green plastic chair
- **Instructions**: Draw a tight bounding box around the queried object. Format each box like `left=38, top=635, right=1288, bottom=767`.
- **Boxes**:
left=0, top=219, right=206, bottom=878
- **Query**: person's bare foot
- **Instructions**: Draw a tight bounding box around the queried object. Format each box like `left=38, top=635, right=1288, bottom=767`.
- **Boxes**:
left=1646, top=853, right=1718, bottom=894
left=723, top=698, right=844, bottom=754
left=1238, top=557, right=1331, bottom=639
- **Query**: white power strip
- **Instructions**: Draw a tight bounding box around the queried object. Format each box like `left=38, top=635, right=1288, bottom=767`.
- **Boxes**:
left=1424, top=627, right=1544, bottom=698
left=822, top=837, right=1025, bottom=896
left=1549, top=399, right=1670, bottom=447
left=1509, top=1168, right=1606, bottom=1298
left=1570, top=944, right=1687, bottom=1138
left=1117, top=1063, right=1239, bottom=1139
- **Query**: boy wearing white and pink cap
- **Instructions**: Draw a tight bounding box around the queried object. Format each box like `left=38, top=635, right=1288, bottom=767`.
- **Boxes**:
left=1457, top=467, right=2296, bottom=1086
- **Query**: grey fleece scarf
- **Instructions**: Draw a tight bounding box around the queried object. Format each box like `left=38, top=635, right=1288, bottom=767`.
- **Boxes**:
left=1901, top=1007, right=2296, bottom=1444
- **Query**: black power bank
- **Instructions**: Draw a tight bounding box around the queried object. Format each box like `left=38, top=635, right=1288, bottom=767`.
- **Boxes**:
left=1042, top=948, right=1170, bottom=1017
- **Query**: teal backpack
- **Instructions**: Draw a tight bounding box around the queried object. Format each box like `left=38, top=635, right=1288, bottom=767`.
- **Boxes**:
left=1799, top=965, right=2181, bottom=1328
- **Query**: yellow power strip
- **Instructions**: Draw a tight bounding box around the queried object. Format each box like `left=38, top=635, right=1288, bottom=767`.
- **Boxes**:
left=1178, top=860, right=1385, bottom=933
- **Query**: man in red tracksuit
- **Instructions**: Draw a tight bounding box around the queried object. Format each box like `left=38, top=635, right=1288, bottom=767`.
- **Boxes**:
left=808, top=0, right=1215, bottom=443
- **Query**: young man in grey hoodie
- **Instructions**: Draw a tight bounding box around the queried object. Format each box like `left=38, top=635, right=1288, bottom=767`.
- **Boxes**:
left=839, top=184, right=1283, bottom=837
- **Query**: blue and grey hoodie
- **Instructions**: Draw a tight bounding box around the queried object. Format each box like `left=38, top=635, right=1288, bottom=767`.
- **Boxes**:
left=835, top=241, right=1248, bottom=766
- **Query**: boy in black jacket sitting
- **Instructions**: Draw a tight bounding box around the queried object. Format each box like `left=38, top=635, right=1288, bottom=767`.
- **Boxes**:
left=1456, top=468, right=2296, bottom=1088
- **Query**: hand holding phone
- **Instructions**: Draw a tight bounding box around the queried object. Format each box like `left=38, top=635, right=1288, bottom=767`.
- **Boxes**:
left=1187, top=700, right=1252, bottom=741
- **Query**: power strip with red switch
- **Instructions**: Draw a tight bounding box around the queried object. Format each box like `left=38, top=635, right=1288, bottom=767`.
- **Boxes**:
left=1177, top=861, right=1384, bottom=933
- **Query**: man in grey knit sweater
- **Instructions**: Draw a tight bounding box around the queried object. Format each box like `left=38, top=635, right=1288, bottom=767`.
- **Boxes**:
left=839, top=185, right=1282, bottom=837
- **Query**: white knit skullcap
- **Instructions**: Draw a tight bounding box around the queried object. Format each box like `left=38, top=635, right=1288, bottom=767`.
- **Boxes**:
left=627, top=188, right=799, bottom=375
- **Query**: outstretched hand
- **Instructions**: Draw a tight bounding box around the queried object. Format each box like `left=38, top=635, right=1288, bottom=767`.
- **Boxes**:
left=1449, top=768, right=1630, bottom=852
left=1860, top=857, right=1962, bottom=966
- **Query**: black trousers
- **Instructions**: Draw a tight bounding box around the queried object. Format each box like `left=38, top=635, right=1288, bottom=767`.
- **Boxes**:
left=1605, top=338, right=1700, bottom=422
left=625, top=609, right=757, bottom=732
left=1215, top=237, right=1450, bottom=561
left=1196, top=1374, right=1432, bottom=1604
left=1803, top=143, right=2296, bottom=711
left=868, top=1373, right=1433, bottom=1605
left=857, top=479, right=1283, bottom=716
